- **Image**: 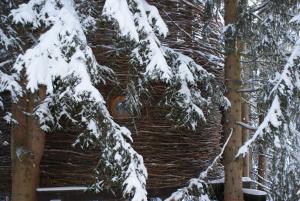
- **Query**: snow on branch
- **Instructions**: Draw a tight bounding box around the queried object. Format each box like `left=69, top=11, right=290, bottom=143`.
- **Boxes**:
left=0, top=3, right=22, bottom=134
left=10, top=0, right=148, bottom=200
left=163, top=47, right=214, bottom=129
left=103, top=0, right=171, bottom=82
left=269, top=37, right=300, bottom=97
left=237, top=36, right=300, bottom=158
left=91, top=125, right=148, bottom=201
left=200, top=128, right=233, bottom=179
left=165, top=179, right=210, bottom=201
left=0, top=28, right=15, bottom=49
left=237, top=15, right=300, bottom=156
left=165, top=129, right=233, bottom=201
left=102, top=0, right=139, bottom=41
left=103, top=0, right=168, bottom=41
left=11, top=0, right=107, bottom=94
left=237, top=96, right=282, bottom=157
left=102, top=0, right=228, bottom=129
left=236, top=121, right=257, bottom=131
left=0, top=9, right=21, bottom=102
left=0, top=70, right=21, bottom=102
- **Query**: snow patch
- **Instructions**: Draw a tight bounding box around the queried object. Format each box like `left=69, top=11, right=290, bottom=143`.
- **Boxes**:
left=36, top=186, right=87, bottom=192
left=242, top=188, right=267, bottom=196
left=102, top=0, right=139, bottom=41
left=209, top=177, right=252, bottom=184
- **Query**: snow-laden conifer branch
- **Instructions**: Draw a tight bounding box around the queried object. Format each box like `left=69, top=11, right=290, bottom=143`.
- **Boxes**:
left=237, top=95, right=282, bottom=157
left=103, top=0, right=171, bottom=81
left=0, top=1, right=22, bottom=138
left=165, top=179, right=210, bottom=201
left=0, top=29, right=15, bottom=49
left=163, top=47, right=214, bottom=129
left=102, top=0, right=228, bottom=129
left=0, top=3, right=22, bottom=102
left=237, top=25, right=300, bottom=157
left=10, top=0, right=147, bottom=200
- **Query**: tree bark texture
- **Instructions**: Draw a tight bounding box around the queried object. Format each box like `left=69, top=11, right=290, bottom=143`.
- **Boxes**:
left=241, top=96, right=250, bottom=177
left=223, top=0, right=244, bottom=201
left=258, top=114, right=266, bottom=190
left=11, top=85, right=46, bottom=201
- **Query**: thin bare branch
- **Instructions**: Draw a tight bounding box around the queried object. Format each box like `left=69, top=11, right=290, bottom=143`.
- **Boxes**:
left=237, top=88, right=261, bottom=93
left=236, top=121, right=257, bottom=131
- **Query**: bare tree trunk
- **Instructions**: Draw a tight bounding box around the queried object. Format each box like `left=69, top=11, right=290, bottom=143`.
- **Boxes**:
left=11, top=85, right=46, bottom=201
left=223, top=0, right=244, bottom=201
left=257, top=147, right=266, bottom=190
left=241, top=96, right=250, bottom=177
left=257, top=114, right=266, bottom=190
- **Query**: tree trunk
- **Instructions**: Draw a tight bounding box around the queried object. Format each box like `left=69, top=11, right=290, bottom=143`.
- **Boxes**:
left=257, top=147, right=266, bottom=190
left=11, top=85, right=46, bottom=201
left=257, top=114, right=266, bottom=190
left=241, top=96, right=250, bottom=177
left=223, top=0, right=244, bottom=201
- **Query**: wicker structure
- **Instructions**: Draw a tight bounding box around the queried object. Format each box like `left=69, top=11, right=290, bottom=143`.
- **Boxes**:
left=0, top=0, right=224, bottom=198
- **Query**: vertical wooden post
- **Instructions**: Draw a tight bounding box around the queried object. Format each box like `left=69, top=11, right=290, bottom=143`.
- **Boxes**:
left=11, top=84, right=46, bottom=201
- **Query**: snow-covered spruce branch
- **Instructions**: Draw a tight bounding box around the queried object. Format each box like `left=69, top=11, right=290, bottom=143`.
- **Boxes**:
left=237, top=29, right=300, bottom=157
left=103, top=0, right=170, bottom=81
left=0, top=1, right=20, bottom=51
left=237, top=12, right=300, bottom=156
left=165, top=129, right=233, bottom=201
left=237, top=96, right=282, bottom=157
left=162, top=47, right=213, bottom=129
left=0, top=1, right=22, bottom=137
left=10, top=0, right=147, bottom=200
left=102, top=0, right=228, bottom=130
left=268, top=37, right=300, bottom=98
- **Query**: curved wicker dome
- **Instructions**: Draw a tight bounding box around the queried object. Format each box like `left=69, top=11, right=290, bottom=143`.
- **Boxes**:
left=98, top=0, right=224, bottom=189
left=0, top=0, right=224, bottom=196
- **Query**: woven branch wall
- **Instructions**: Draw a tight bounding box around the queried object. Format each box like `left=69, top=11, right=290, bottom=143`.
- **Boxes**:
left=0, top=0, right=224, bottom=194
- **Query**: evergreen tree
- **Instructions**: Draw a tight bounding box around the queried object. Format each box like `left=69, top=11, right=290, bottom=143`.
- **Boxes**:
left=2, top=0, right=227, bottom=200
left=164, top=1, right=300, bottom=200
left=6, top=0, right=148, bottom=200
left=236, top=1, right=300, bottom=200
left=4, top=0, right=300, bottom=201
